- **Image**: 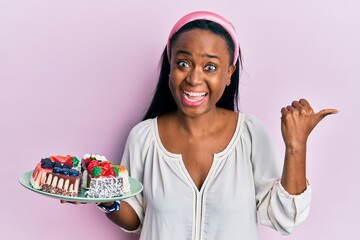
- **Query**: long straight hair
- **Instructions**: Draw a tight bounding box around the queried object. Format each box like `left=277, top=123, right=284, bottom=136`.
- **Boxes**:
left=143, top=20, right=242, bottom=121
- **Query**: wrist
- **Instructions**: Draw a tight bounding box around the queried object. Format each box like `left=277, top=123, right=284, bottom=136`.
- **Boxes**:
left=102, top=201, right=115, bottom=207
left=96, top=200, right=120, bottom=213
left=285, top=142, right=306, bottom=154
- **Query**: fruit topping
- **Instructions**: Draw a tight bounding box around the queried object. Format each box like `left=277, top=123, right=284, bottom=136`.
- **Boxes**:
left=53, top=161, right=63, bottom=169
left=91, top=166, right=102, bottom=178
left=103, top=168, right=116, bottom=177
left=82, top=154, right=121, bottom=178
left=117, top=165, right=126, bottom=172
left=60, top=168, right=70, bottom=175
left=64, top=157, right=73, bottom=167
left=112, top=166, right=119, bottom=177
left=87, top=160, right=100, bottom=173
left=99, top=161, right=111, bottom=170
left=72, top=156, right=79, bottom=167
left=68, top=169, right=79, bottom=177
left=41, top=158, right=53, bottom=169
left=53, top=166, right=62, bottom=174
left=51, top=155, right=69, bottom=164
left=83, top=158, right=92, bottom=167
left=42, top=155, right=80, bottom=177
left=62, top=163, right=72, bottom=169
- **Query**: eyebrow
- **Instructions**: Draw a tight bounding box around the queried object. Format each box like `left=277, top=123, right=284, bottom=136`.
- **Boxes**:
left=175, top=50, right=192, bottom=56
left=203, top=53, right=220, bottom=60
left=175, top=50, right=221, bottom=61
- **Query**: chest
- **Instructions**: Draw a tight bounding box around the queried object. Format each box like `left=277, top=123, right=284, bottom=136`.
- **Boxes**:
left=157, top=113, right=238, bottom=190
left=164, top=133, right=232, bottom=190
left=142, top=151, right=256, bottom=224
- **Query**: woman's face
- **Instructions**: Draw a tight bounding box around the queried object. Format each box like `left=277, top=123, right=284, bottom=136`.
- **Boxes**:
left=169, top=29, right=235, bottom=117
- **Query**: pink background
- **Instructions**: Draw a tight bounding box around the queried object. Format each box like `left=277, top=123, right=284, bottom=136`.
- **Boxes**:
left=1, top=1, right=359, bottom=239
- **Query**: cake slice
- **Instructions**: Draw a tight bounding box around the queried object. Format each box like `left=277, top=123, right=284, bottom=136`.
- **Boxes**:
left=81, top=154, right=130, bottom=198
left=30, top=155, right=81, bottom=197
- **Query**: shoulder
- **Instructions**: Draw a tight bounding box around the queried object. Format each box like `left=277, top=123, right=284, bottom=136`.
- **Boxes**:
left=239, top=113, right=270, bottom=140
left=241, top=113, right=265, bottom=128
left=127, top=118, right=156, bottom=147
left=130, top=118, right=154, bottom=132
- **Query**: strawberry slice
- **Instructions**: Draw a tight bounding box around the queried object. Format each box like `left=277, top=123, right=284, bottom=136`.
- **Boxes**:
left=83, top=158, right=92, bottom=167
left=50, top=155, right=73, bottom=165
left=87, top=160, right=99, bottom=173
left=103, top=168, right=116, bottom=177
left=99, top=161, right=111, bottom=170
left=50, top=155, right=65, bottom=164
left=64, top=155, right=73, bottom=167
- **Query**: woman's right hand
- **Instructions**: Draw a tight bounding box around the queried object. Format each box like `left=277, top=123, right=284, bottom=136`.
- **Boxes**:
left=99, top=201, right=115, bottom=207
left=61, top=199, right=140, bottom=231
left=60, top=200, right=87, bottom=205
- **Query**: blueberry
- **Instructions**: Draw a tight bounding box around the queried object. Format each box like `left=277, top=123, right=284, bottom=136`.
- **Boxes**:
left=63, top=164, right=71, bottom=169
left=53, top=162, right=62, bottom=169
left=53, top=166, right=61, bottom=173
left=68, top=169, right=79, bottom=177
left=60, top=168, right=69, bottom=175
left=41, top=158, right=53, bottom=169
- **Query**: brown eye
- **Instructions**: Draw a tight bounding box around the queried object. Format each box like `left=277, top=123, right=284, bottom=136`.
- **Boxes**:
left=177, top=61, right=190, bottom=68
left=204, top=64, right=216, bottom=72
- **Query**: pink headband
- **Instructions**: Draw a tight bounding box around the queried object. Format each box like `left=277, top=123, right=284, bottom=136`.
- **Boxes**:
left=166, top=11, right=239, bottom=65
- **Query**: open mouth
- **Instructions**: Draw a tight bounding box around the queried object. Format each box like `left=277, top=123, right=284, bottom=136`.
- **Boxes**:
left=182, top=90, right=207, bottom=105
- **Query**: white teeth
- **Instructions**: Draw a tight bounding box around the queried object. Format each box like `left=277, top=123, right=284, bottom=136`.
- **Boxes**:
left=183, top=90, right=206, bottom=97
left=184, top=94, right=205, bottom=102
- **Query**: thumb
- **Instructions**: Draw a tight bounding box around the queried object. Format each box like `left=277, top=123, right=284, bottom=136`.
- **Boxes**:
left=315, top=108, right=339, bottom=122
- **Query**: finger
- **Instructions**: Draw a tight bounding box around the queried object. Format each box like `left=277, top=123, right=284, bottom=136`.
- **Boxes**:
left=286, top=105, right=295, bottom=112
left=280, top=107, right=289, bottom=119
left=298, top=99, right=316, bottom=114
left=316, top=108, right=339, bottom=119
left=291, top=100, right=301, bottom=108
left=281, top=107, right=288, bottom=114
left=60, top=200, right=86, bottom=205
left=291, top=100, right=307, bottom=114
left=299, top=98, right=310, bottom=107
left=101, top=201, right=116, bottom=207
left=314, top=109, right=339, bottom=125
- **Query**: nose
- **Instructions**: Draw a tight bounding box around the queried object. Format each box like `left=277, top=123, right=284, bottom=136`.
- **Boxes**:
left=186, top=67, right=203, bottom=86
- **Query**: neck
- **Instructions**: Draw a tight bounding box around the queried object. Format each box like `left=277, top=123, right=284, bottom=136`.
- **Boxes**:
left=174, top=109, right=221, bottom=137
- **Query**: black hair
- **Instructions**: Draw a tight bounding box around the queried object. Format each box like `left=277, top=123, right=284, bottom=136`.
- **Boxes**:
left=143, top=19, right=242, bottom=121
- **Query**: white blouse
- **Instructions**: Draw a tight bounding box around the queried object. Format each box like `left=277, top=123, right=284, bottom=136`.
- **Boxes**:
left=121, top=114, right=311, bottom=240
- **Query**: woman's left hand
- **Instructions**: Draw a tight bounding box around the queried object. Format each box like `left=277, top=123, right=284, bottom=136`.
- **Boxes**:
left=280, top=99, right=338, bottom=148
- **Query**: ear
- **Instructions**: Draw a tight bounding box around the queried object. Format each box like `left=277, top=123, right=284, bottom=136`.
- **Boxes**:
left=227, top=65, right=236, bottom=84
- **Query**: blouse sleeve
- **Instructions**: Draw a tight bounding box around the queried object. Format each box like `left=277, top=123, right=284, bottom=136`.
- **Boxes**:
left=243, top=115, right=312, bottom=235
left=119, top=120, right=153, bottom=233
